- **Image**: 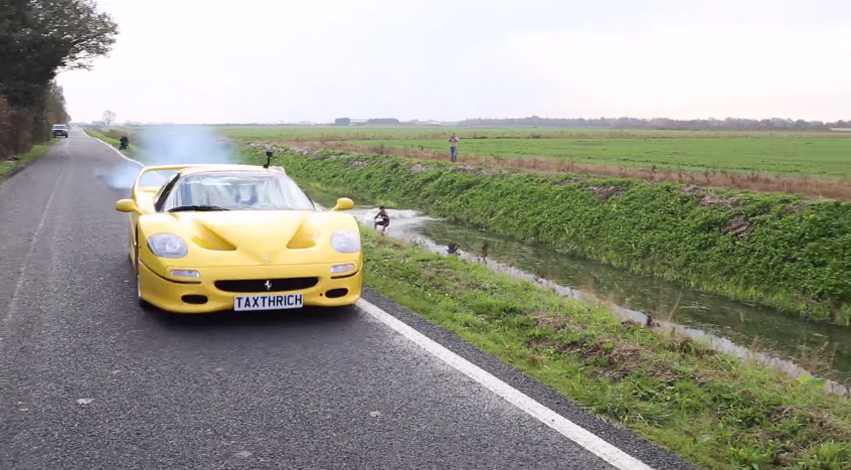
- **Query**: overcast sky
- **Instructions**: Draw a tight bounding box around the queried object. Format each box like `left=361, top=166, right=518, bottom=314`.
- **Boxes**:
left=56, top=0, right=851, bottom=124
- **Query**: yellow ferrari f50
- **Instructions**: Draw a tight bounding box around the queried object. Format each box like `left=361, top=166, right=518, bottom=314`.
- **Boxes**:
left=115, top=163, right=362, bottom=314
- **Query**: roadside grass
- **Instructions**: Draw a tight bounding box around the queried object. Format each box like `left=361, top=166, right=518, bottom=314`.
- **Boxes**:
left=360, top=229, right=851, bottom=470
left=276, top=141, right=851, bottom=201
left=0, top=139, right=59, bottom=181
left=83, top=128, right=144, bottom=162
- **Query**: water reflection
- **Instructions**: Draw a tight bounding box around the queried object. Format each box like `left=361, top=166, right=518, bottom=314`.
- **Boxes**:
left=305, top=188, right=851, bottom=395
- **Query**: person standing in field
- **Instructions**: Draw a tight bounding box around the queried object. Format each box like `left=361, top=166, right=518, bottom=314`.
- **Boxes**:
left=448, top=133, right=459, bottom=162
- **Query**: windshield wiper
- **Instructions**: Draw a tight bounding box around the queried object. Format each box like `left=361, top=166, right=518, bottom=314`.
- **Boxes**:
left=168, top=205, right=230, bottom=213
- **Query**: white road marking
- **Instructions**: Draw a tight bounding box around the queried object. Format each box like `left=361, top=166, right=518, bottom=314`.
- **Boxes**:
left=356, top=298, right=657, bottom=470
left=88, top=128, right=656, bottom=469
left=76, top=398, right=94, bottom=405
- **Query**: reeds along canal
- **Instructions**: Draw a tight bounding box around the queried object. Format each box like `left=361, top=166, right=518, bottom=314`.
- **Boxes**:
left=305, top=188, right=851, bottom=396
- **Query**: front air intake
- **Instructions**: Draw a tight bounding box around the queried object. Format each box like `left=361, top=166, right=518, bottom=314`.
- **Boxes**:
left=325, top=288, right=348, bottom=299
left=182, top=295, right=208, bottom=304
left=215, top=278, right=319, bottom=293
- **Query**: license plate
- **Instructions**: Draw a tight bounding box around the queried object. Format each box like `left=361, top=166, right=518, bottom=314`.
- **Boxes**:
left=234, top=293, right=303, bottom=311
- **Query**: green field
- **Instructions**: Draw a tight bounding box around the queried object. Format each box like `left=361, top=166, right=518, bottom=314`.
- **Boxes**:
left=217, top=126, right=851, bottom=179
left=351, top=137, right=851, bottom=177
left=219, top=125, right=845, bottom=141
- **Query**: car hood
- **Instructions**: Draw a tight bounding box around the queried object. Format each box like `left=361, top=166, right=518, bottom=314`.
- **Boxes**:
left=152, top=209, right=359, bottom=267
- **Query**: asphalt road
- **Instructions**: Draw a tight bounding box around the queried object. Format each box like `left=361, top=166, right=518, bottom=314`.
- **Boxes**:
left=0, top=130, right=693, bottom=470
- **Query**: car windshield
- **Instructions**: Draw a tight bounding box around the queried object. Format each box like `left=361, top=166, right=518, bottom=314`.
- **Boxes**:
left=53, top=125, right=66, bottom=129
left=170, top=171, right=315, bottom=211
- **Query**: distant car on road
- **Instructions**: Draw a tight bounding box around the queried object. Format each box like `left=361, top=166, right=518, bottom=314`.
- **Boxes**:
left=114, top=163, right=363, bottom=314
left=52, top=124, right=69, bottom=138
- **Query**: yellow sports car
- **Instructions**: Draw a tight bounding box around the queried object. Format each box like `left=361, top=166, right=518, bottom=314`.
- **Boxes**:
left=115, top=163, right=362, bottom=313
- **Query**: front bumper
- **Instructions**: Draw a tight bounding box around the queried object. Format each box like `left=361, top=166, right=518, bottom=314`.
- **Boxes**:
left=138, top=261, right=362, bottom=314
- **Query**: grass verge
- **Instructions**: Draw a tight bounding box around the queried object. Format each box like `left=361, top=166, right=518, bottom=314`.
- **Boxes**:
left=360, top=228, right=851, bottom=469
left=263, top=149, right=851, bottom=326
left=0, top=139, right=59, bottom=182
left=83, top=128, right=144, bottom=162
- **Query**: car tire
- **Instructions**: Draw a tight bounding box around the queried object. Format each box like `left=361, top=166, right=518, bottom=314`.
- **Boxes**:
left=134, top=232, right=153, bottom=310
left=326, top=305, right=355, bottom=315
left=128, top=227, right=134, bottom=265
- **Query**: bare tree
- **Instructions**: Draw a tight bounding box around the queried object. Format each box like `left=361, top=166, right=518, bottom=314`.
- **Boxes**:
left=102, top=110, right=116, bottom=126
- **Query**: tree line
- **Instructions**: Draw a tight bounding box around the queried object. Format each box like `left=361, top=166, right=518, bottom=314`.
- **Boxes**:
left=335, top=118, right=401, bottom=126
left=456, top=116, right=851, bottom=130
left=326, top=115, right=851, bottom=130
left=0, top=0, right=118, bottom=159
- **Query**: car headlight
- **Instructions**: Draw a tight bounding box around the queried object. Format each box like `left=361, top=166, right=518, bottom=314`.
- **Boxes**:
left=147, top=233, right=189, bottom=258
left=331, top=230, right=360, bottom=253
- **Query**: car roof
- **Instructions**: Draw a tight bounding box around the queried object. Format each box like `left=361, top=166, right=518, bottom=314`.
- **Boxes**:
left=139, top=164, right=288, bottom=182
left=178, top=164, right=286, bottom=177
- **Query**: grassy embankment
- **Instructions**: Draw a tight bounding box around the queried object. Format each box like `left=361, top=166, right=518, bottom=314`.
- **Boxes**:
left=360, top=229, right=851, bottom=470
left=83, top=128, right=145, bottom=162
left=259, top=149, right=851, bottom=326
left=0, top=138, right=59, bottom=181
left=223, top=126, right=851, bottom=200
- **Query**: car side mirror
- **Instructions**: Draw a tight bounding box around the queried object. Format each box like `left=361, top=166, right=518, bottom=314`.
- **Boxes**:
left=332, top=197, right=354, bottom=211
left=116, top=199, right=140, bottom=213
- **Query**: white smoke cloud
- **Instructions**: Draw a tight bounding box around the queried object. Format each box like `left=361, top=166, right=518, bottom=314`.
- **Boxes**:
left=137, top=125, right=238, bottom=166
left=101, top=125, right=240, bottom=191
left=100, top=160, right=143, bottom=190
